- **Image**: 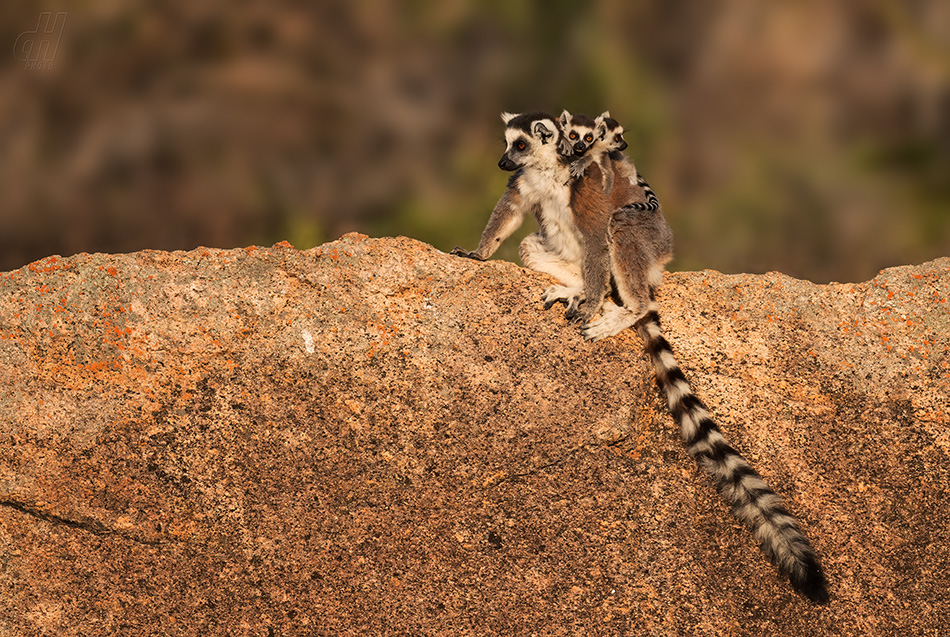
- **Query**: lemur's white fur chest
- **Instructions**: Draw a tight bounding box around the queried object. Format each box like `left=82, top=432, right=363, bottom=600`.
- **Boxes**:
left=518, top=164, right=583, bottom=264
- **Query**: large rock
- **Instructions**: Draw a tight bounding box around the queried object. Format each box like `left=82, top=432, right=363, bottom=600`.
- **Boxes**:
left=0, top=234, right=947, bottom=635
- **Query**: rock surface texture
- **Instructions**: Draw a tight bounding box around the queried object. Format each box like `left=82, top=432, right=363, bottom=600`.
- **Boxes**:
left=1, top=234, right=948, bottom=635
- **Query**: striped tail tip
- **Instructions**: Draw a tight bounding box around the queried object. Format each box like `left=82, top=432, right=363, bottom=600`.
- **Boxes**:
left=790, top=558, right=829, bottom=603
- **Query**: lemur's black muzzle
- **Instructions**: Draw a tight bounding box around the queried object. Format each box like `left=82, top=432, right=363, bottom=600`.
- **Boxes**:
left=498, top=154, right=520, bottom=172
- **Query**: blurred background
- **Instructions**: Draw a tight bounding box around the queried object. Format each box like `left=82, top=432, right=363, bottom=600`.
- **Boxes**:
left=1, top=0, right=948, bottom=283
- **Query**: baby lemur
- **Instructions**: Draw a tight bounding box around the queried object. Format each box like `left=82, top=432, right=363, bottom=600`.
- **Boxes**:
left=451, top=110, right=828, bottom=603
left=566, top=111, right=659, bottom=211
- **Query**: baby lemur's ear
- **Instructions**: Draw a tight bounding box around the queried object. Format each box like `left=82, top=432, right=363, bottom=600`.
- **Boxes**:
left=559, top=109, right=572, bottom=128
left=500, top=112, right=518, bottom=124
left=594, top=112, right=609, bottom=140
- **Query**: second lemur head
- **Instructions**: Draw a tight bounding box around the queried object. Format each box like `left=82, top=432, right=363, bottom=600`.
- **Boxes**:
left=558, top=110, right=599, bottom=159
left=497, top=111, right=562, bottom=172
left=598, top=111, right=628, bottom=154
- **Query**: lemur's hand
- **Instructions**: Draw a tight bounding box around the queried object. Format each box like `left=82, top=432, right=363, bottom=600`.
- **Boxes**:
left=450, top=247, right=485, bottom=261
left=543, top=285, right=585, bottom=313
left=568, top=156, right=592, bottom=182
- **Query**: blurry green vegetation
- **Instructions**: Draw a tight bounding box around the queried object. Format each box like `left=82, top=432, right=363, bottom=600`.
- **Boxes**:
left=1, top=0, right=948, bottom=282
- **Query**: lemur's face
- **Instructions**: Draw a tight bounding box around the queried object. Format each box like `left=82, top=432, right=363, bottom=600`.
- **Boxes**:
left=497, top=112, right=560, bottom=172
left=604, top=121, right=628, bottom=152
left=563, top=123, right=595, bottom=156
left=557, top=110, right=598, bottom=158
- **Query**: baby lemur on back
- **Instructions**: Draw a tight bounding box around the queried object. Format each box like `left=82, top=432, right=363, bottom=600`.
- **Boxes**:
left=565, top=111, right=659, bottom=211
left=451, top=110, right=828, bottom=603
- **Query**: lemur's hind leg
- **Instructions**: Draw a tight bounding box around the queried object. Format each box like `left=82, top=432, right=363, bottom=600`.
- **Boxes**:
left=520, top=233, right=585, bottom=314
left=581, top=210, right=668, bottom=341
left=581, top=289, right=650, bottom=342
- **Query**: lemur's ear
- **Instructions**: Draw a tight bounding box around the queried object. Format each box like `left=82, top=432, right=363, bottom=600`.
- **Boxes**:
left=501, top=112, right=517, bottom=124
left=599, top=110, right=610, bottom=120
left=595, top=121, right=607, bottom=141
left=559, top=109, right=571, bottom=127
left=533, top=120, right=556, bottom=145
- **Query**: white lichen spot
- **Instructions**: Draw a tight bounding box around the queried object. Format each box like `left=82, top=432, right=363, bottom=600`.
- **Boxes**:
left=301, top=328, right=315, bottom=354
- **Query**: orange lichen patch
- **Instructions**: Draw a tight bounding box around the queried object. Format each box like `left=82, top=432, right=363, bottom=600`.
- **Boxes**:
left=6, top=294, right=226, bottom=398
left=26, top=256, right=67, bottom=274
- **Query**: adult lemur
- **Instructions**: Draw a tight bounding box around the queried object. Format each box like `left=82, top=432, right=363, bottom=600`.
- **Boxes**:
left=451, top=111, right=829, bottom=603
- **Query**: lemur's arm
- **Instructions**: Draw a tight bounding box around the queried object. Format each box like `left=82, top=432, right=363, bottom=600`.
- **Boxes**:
left=568, top=155, right=595, bottom=181
left=451, top=182, right=527, bottom=261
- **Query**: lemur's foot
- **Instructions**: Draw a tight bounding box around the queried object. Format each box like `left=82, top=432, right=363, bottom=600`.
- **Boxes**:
left=567, top=304, right=597, bottom=325
left=581, top=304, right=641, bottom=341
left=542, top=285, right=583, bottom=311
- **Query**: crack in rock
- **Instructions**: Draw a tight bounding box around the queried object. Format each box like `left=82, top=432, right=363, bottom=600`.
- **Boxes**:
left=0, top=499, right=167, bottom=547
left=481, top=444, right=586, bottom=490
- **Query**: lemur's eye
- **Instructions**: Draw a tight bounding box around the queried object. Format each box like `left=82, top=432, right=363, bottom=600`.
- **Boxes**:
left=614, top=134, right=623, bottom=142
left=569, top=132, right=578, bottom=140
left=515, top=140, right=526, bottom=151
left=584, top=134, right=593, bottom=143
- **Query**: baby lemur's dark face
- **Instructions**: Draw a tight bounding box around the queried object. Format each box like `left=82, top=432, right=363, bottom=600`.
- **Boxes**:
left=602, top=117, right=628, bottom=152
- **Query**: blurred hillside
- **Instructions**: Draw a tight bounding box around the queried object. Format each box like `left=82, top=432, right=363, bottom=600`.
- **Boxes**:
left=1, top=0, right=948, bottom=282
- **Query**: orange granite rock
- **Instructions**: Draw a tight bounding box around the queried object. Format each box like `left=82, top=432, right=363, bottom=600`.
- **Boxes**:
left=0, top=234, right=947, bottom=635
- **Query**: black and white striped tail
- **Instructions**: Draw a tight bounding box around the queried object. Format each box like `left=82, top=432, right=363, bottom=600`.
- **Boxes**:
left=622, top=175, right=660, bottom=212
left=635, top=310, right=829, bottom=603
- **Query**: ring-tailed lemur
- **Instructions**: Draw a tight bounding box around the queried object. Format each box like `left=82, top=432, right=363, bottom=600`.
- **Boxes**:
left=452, top=111, right=828, bottom=603
left=558, top=109, right=598, bottom=158
left=562, top=115, right=828, bottom=601
left=450, top=111, right=586, bottom=315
